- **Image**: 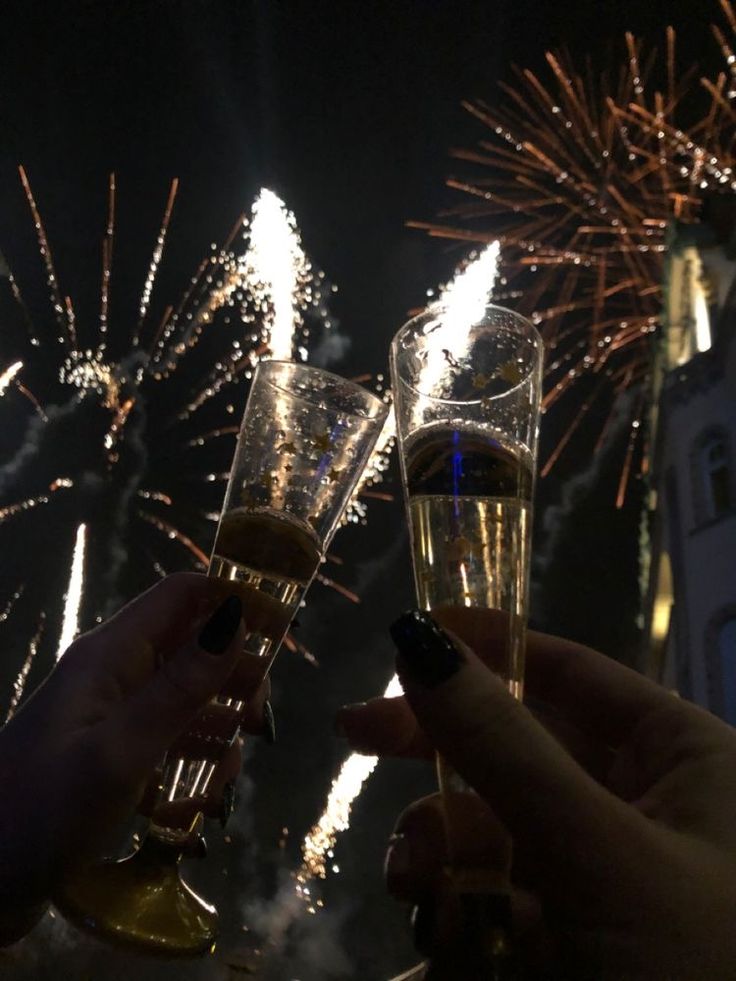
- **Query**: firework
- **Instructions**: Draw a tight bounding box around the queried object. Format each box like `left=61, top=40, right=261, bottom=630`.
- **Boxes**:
left=298, top=671, right=404, bottom=893
left=410, top=3, right=736, bottom=501
left=0, top=173, right=386, bottom=714
left=55, top=523, right=87, bottom=662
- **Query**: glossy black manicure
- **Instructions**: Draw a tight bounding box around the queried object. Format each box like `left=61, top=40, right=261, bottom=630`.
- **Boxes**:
left=390, top=610, right=463, bottom=688
left=263, top=699, right=276, bottom=744
left=411, top=897, right=436, bottom=956
left=198, top=595, right=242, bottom=655
left=220, top=781, right=236, bottom=828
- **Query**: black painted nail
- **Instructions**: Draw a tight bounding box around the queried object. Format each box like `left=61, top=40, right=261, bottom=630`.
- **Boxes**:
left=220, top=781, right=236, bottom=828
left=410, top=897, right=436, bottom=956
left=199, top=595, right=242, bottom=655
left=390, top=610, right=463, bottom=688
left=263, top=699, right=276, bottom=744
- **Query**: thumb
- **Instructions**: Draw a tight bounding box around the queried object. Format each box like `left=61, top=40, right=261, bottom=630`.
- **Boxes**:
left=391, top=610, right=633, bottom=882
left=115, top=595, right=246, bottom=769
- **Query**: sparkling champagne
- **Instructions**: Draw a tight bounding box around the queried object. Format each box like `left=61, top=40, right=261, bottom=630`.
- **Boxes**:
left=405, top=424, right=533, bottom=698
left=210, top=506, right=322, bottom=659
left=155, top=508, right=322, bottom=823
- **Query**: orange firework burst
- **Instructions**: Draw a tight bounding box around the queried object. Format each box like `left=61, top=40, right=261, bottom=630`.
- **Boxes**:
left=412, top=0, right=736, bottom=504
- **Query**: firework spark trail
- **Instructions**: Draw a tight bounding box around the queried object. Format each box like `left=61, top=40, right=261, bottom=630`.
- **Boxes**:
left=137, top=511, right=209, bottom=567
left=7, top=614, right=43, bottom=716
left=97, top=174, right=116, bottom=355
left=0, top=494, right=51, bottom=523
left=55, top=523, right=87, bottom=661
left=134, top=178, right=179, bottom=341
left=297, top=672, right=404, bottom=898
left=0, top=586, right=24, bottom=625
left=17, top=165, right=72, bottom=349
left=0, top=361, right=23, bottom=395
left=6, top=612, right=45, bottom=722
left=246, top=189, right=312, bottom=361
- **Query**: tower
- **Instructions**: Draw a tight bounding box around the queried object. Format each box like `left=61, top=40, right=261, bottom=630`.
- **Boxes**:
left=640, top=215, right=736, bottom=722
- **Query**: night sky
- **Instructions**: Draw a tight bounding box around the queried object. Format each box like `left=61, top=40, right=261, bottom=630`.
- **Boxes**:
left=0, top=1, right=704, bottom=978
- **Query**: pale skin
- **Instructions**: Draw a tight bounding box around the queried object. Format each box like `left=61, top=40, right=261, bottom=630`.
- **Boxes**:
left=338, top=608, right=736, bottom=980
left=0, top=573, right=269, bottom=945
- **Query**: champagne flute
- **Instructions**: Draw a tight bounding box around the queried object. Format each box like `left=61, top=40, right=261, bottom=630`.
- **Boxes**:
left=56, top=360, right=388, bottom=955
left=390, top=302, right=543, bottom=970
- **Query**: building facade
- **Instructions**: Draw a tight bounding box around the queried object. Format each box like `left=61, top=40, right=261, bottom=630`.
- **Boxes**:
left=641, top=221, right=736, bottom=723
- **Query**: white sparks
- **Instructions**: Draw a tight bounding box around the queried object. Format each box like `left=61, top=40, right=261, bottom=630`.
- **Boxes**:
left=56, top=523, right=87, bottom=661
left=438, top=240, right=501, bottom=334
left=409, top=242, right=501, bottom=425
left=6, top=613, right=45, bottom=722
left=299, top=673, right=403, bottom=882
left=5, top=613, right=46, bottom=722
left=60, top=350, right=120, bottom=408
left=0, top=360, right=23, bottom=395
left=0, top=586, right=23, bottom=624
left=345, top=404, right=396, bottom=524
left=244, top=188, right=311, bottom=360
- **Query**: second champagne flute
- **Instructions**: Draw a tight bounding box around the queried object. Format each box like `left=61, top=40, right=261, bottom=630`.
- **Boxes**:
left=391, top=301, right=543, bottom=970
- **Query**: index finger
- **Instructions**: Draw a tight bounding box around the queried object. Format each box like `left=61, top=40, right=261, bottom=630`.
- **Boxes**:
left=76, top=574, right=260, bottom=698
left=433, top=606, right=674, bottom=745
left=97, top=573, right=236, bottom=654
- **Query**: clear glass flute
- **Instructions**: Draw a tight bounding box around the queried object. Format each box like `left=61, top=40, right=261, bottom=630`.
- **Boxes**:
left=56, top=360, right=388, bottom=955
left=390, top=302, right=543, bottom=968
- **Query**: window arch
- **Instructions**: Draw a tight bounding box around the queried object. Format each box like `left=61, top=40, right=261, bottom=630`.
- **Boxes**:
left=690, top=426, right=732, bottom=525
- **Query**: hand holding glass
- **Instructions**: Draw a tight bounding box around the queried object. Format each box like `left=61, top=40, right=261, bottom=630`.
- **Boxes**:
left=57, top=361, right=388, bottom=955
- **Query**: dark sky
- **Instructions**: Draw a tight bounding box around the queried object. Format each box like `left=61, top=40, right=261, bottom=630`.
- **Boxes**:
left=0, top=1, right=704, bottom=977
left=1, top=0, right=694, bottom=377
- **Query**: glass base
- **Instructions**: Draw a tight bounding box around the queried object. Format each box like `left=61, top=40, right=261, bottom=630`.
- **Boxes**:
left=54, top=834, right=218, bottom=957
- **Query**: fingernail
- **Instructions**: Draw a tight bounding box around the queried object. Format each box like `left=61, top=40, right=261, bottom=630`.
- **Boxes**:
left=410, top=897, right=436, bottom=956
left=220, top=781, right=236, bottom=828
left=199, top=595, right=242, bottom=655
left=384, top=832, right=411, bottom=889
left=390, top=610, right=463, bottom=688
left=262, top=700, right=276, bottom=744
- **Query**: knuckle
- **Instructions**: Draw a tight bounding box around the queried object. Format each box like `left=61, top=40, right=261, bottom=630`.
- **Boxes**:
left=76, top=732, right=135, bottom=798
left=160, top=656, right=215, bottom=711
